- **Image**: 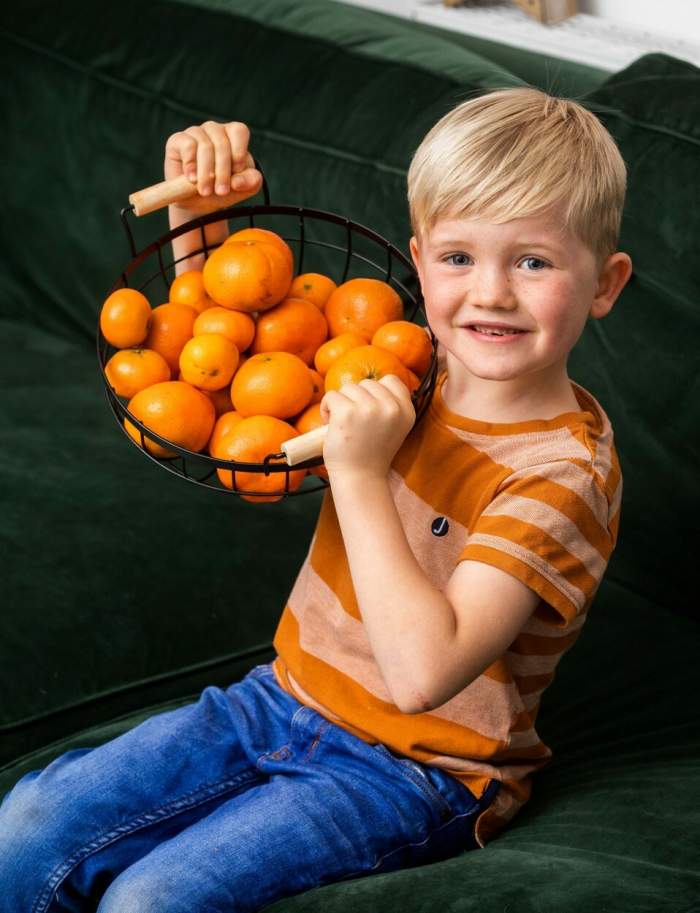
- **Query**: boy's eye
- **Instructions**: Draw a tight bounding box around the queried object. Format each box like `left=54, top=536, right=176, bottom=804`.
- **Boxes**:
left=443, top=254, right=470, bottom=266
left=521, top=257, right=548, bottom=271
left=442, top=254, right=549, bottom=270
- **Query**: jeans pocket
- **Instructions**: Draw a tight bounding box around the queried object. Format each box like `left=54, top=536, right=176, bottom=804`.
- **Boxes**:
left=372, top=743, right=455, bottom=821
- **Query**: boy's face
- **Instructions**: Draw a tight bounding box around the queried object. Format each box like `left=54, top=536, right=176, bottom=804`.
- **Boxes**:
left=409, top=206, right=631, bottom=410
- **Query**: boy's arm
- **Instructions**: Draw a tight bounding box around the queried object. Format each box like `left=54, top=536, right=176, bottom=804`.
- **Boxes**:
left=169, top=205, right=230, bottom=277
left=331, top=473, right=539, bottom=713
left=162, top=121, right=263, bottom=276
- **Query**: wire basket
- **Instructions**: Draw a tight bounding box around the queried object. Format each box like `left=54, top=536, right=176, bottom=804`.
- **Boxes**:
left=97, top=161, right=439, bottom=501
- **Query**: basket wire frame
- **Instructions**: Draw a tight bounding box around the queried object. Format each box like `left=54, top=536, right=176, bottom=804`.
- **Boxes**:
left=98, top=166, right=439, bottom=500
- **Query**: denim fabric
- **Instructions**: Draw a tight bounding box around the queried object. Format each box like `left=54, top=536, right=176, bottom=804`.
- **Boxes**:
left=0, top=661, right=501, bottom=913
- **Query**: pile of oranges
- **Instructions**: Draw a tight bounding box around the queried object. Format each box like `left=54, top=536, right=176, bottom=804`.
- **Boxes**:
left=100, top=226, right=432, bottom=502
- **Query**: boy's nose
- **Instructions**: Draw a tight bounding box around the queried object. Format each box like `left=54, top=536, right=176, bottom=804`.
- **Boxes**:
left=468, top=270, right=518, bottom=310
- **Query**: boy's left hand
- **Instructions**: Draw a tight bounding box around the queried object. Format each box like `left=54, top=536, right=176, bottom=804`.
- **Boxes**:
left=319, top=374, right=416, bottom=481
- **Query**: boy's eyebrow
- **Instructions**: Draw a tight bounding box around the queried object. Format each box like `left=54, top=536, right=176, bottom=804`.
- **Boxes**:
left=430, top=238, right=563, bottom=252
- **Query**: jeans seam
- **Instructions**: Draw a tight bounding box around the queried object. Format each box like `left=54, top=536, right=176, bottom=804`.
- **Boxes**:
left=368, top=804, right=479, bottom=870
left=400, top=764, right=454, bottom=819
left=331, top=803, right=482, bottom=886
left=31, top=769, right=262, bottom=913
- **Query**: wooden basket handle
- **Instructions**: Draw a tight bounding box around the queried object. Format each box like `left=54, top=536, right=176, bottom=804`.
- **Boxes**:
left=128, top=175, right=202, bottom=216
left=280, top=424, right=328, bottom=466
left=128, top=157, right=267, bottom=216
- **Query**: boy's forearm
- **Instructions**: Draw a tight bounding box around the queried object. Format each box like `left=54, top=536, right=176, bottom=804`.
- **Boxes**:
left=329, top=472, right=458, bottom=714
left=168, top=205, right=230, bottom=276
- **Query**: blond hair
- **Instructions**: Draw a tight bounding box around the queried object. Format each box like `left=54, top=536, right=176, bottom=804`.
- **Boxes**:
left=407, top=86, right=627, bottom=270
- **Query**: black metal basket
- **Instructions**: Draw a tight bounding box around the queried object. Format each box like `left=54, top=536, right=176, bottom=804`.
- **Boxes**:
left=97, top=162, right=439, bottom=501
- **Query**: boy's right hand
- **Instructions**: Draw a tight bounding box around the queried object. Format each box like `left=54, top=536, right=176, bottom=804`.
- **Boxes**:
left=164, top=120, right=263, bottom=218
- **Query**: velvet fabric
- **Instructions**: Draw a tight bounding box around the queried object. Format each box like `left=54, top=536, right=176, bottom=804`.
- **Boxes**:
left=1, top=0, right=698, bottom=909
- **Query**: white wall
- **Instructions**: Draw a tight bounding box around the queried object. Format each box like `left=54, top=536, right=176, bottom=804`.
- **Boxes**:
left=578, top=0, right=700, bottom=44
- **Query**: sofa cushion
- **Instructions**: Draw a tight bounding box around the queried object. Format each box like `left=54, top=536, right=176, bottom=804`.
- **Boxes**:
left=2, top=579, right=698, bottom=912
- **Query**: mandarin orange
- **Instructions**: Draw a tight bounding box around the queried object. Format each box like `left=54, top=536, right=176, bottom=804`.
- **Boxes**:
left=313, top=331, right=367, bottom=377
left=124, top=380, right=215, bottom=458
left=371, top=320, right=433, bottom=377
left=104, top=347, right=171, bottom=399
left=324, top=277, right=403, bottom=341
left=215, top=415, right=306, bottom=503
left=288, top=272, right=337, bottom=310
left=224, top=227, right=294, bottom=275
left=169, top=269, right=215, bottom=314
left=324, top=344, right=410, bottom=392
left=193, top=306, right=255, bottom=352
left=250, top=297, right=328, bottom=365
left=100, top=288, right=152, bottom=348
left=143, top=302, right=197, bottom=374
left=204, top=386, right=239, bottom=418
left=208, top=410, right=245, bottom=456
left=202, top=238, right=293, bottom=313
left=308, top=368, right=324, bottom=405
left=179, top=333, right=239, bottom=391
left=230, top=351, right=314, bottom=419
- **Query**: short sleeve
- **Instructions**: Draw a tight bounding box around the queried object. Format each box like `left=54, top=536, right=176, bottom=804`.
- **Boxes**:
left=459, top=459, right=618, bottom=627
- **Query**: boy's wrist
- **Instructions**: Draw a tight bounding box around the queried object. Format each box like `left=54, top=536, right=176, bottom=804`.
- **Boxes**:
left=328, top=468, right=389, bottom=492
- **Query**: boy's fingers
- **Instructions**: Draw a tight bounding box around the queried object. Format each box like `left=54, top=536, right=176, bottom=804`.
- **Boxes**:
left=164, top=132, right=198, bottom=182
left=224, top=122, right=251, bottom=172
left=200, top=121, right=234, bottom=195
left=183, top=125, right=216, bottom=196
left=165, top=122, right=255, bottom=197
left=230, top=166, right=262, bottom=192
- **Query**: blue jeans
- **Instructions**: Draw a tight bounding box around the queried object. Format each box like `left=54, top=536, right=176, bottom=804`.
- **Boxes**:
left=0, top=661, right=500, bottom=913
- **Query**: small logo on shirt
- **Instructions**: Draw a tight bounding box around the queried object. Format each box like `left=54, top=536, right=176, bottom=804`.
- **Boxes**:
left=431, top=516, right=449, bottom=537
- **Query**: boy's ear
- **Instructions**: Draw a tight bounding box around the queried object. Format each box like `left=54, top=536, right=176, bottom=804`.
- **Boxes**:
left=590, top=252, right=633, bottom=319
left=409, top=235, right=423, bottom=287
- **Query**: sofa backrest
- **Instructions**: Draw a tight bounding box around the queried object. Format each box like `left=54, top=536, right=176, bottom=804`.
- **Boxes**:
left=1, top=0, right=698, bottom=624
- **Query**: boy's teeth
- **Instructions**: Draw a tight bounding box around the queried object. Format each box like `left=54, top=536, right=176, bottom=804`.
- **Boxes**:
left=472, top=325, right=522, bottom=335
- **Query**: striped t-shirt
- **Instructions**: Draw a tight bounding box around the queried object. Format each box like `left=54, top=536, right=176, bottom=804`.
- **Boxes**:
left=272, top=366, right=622, bottom=847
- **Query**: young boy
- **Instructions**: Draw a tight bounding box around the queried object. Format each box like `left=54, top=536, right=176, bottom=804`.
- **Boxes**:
left=0, top=88, right=632, bottom=912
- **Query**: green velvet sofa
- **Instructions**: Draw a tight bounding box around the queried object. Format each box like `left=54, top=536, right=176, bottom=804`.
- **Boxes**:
left=1, top=0, right=698, bottom=909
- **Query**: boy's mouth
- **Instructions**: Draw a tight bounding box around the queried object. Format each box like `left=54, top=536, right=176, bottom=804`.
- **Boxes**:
left=467, top=324, right=529, bottom=339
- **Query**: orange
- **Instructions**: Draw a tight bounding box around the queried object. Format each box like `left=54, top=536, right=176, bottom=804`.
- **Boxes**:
left=371, top=320, right=433, bottom=377
left=176, top=368, right=236, bottom=415
left=308, top=368, right=324, bottom=405
left=208, top=410, right=244, bottom=456
left=313, top=331, right=367, bottom=377
left=104, top=347, right=171, bottom=399
left=324, top=277, right=404, bottom=341
left=100, top=288, right=152, bottom=348
left=224, top=227, right=294, bottom=275
left=288, top=273, right=337, bottom=311
left=179, top=333, right=239, bottom=391
left=203, top=237, right=293, bottom=312
left=294, top=403, right=329, bottom=481
left=250, top=297, right=328, bottom=366
left=215, top=415, right=307, bottom=503
left=324, top=344, right=410, bottom=393
left=193, top=306, right=255, bottom=352
left=405, top=368, right=421, bottom=396
left=169, top=269, right=215, bottom=314
left=124, top=380, right=216, bottom=459
left=143, top=302, right=197, bottom=374
left=204, top=386, right=238, bottom=418
left=231, top=351, right=314, bottom=419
